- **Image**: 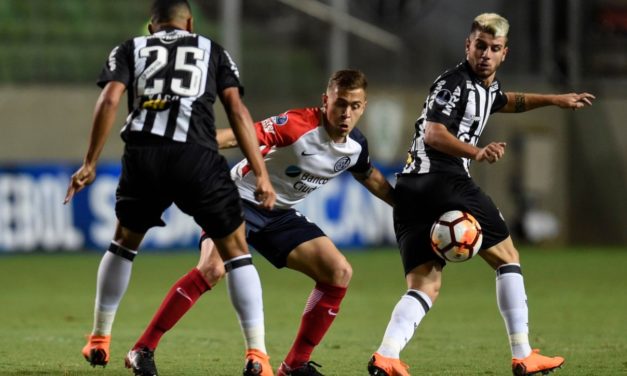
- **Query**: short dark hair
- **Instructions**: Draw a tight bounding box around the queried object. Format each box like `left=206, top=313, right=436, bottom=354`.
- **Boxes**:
left=150, top=0, right=192, bottom=24
left=327, top=69, right=368, bottom=92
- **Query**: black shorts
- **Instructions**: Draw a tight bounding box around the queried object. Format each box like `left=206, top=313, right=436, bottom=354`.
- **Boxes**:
left=393, top=172, right=509, bottom=274
left=115, top=140, right=243, bottom=239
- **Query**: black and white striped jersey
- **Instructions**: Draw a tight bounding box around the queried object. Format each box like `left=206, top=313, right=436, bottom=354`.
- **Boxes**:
left=97, top=27, right=243, bottom=151
left=402, top=61, right=508, bottom=176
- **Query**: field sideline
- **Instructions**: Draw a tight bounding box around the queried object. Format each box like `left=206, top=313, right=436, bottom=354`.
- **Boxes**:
left=1, top=247, right=626, bottom=375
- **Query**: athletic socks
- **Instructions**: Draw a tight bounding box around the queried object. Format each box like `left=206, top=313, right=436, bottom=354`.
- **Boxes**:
left=283, top=282, right=347, bottom=368
left=376, top=289, right=432, bottom=359
left=225, top=255, right=267, bottom=354
left=91, top=242, right=137, bottom=336
left=496, top=263, right=532, bottom=359
left=133, top=268, right=211, bottom=350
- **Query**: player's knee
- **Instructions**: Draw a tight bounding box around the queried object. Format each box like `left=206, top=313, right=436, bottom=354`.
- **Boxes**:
left=329, top=259, right=352, bottom=286
left=481, top=239, right=520, bottom=269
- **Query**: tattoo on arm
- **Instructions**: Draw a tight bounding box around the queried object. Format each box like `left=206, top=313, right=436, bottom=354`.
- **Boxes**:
left=514, top=93, right=526, bottom=112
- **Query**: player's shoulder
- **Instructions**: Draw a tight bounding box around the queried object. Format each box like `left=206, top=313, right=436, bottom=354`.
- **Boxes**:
left=348, top=127, right=368, bottom=145
left=261, top=107, right=320, bottom=143
left=280, top=107, right=321, bottom=130
left=431, top=61, right=469, bottom=88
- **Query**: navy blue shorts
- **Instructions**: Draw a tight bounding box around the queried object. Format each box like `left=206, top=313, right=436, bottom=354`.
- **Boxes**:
left=201, top=200, right=326, bottom=268
left=393, top=172, right=510, bottom=274
left=116, top=140, right=243, bottom=239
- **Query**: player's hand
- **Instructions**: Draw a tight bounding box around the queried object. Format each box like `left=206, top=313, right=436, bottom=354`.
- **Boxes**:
left=555, top=92, right=595, bottom=110
left=476, top=142, right=506, bottom=164
left=254, top=176, right=276, bottom=210
left=63, top=163, right=96, bottom=204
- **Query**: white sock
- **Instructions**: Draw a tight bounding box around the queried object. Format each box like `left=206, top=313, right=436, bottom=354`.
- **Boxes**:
left=496, top=263, right=532, bottom=359
left=377, top=289, right=432, bottom=358
left=92, top=245, right=136, bottom=335
left=225, top=256, right=266, bottom=353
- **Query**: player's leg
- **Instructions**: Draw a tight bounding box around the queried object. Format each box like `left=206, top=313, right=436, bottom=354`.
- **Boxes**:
left=213, top=223, right=273, bottom=376
left=276, top=236, right=350, bottom=375
left=129, top=236, right=221, bottom=352
left=369, top=174, right=448, bottom=376
left=125, top=237, right=221, bottom=376
left=480, top=237, right=564, bottom=375
left=83, top=222, right=144, bottom=367
left=368, top=261, right=440, bottom=376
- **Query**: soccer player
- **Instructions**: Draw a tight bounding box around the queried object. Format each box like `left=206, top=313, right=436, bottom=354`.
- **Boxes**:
left=126, top=69, right=395, bottom=376
left=63, top=0, right=276, bottom=374
left=367, top=13, right=595, bottom=376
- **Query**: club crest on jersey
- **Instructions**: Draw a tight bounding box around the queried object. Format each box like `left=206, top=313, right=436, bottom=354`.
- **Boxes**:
left=334, top=156, right=351, bottom=172
left=271, top=114, right=289, bottom=126
left=285, top=165, right=302, bottom=177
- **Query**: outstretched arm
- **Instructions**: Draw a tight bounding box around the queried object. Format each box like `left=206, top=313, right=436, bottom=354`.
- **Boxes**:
left=64, top=81, right=126, bottom=204
left=424, top=121, right=506, bottom=164
left=500, top=92, right=595, bottom=113
left=220, top=87, right=276, bottom=209
left=352, top=167, right=395, bottom=206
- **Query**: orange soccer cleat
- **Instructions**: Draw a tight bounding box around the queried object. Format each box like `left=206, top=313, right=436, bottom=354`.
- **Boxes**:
left=367, top=352, right=410, bottom=376
left=243, top=349, right=274, bottom=376
left=512, top=349, right=565, bottom=375
left=81, top=334, right=111, bottom=367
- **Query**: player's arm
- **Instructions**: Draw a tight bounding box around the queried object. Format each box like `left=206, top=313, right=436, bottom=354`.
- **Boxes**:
left=220, top=87, right=276, bottom=209
left=499, top=92, right=595, bottom=113
left=216, top=128, right=237, bottom=149
left=424, top=121, right=506, bottom=164
left=64, top=81, right=126, bottom=203
left=352, top=167, right=395, bottom=206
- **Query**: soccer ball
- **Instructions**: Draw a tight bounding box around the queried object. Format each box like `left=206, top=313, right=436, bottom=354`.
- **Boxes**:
left=430, top=210, right=483, bottom=262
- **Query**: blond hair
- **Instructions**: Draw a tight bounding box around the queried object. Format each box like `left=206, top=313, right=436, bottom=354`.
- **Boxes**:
left=470, top=13, right=509, bottom=38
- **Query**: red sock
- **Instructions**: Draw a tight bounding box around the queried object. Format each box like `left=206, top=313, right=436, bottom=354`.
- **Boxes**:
left=134, top=268, right=211, bottom=350
left=284, top=283, right=347, bottom=367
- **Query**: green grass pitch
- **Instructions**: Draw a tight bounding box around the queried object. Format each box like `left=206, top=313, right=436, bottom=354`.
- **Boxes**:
left=1, top=247, right=626, bottom=375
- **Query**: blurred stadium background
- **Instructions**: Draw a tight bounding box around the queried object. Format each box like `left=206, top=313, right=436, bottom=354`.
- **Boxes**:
left=1, top=0, right=626, bottom=254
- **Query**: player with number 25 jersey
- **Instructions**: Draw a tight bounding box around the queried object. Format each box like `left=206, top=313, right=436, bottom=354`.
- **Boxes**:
left=99, top=27, right=241, bottom=151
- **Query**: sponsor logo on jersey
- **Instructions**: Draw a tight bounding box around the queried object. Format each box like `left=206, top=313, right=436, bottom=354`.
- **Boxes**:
left=429, top=80, right=460, bottom=117
left=223, top=50, right=240, bottom=78
left=107, top=46, right=119, bottom=71
left=285, top=165, right=302, bottom=177
left=334, top=156, right=351, bottom=172
left=141, top=94, right=180, bottom=111
left=301, top=150, right=316, bottom=156
left=261, top=118, right=275, bottom=134
left=271, top=114, right=289, bottom=126
left=293, top=172, right=330, bottom=194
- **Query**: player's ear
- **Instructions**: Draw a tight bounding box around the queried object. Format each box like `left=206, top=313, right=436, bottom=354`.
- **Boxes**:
left=187, top=17, right=194, bottom=33
left=321, top=93, right=328, bottom=111
left=501, top=46, right=509, bottom=62
left=465, top=38, right=470, bottom=54
left=148, top=22, right=155, bottom=35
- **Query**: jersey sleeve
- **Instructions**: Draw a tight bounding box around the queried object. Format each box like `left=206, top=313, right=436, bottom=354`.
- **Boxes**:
left=347, top=128, right=372, bottom=174
left=215, top=44, right=244, bottom=96
left=424, top=73, right=465, bottom=129
left=254, top=109, right=315, bottom=148
left=490, top=85, right=508, bottom=113
left=97, top=39, right=133, bottom=88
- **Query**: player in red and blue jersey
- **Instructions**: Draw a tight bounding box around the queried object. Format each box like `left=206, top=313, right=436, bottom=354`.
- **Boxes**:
left=128, top=69, right=394, bottom=376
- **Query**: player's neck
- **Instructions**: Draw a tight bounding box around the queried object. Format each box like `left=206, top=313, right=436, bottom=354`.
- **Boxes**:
left=322, top=121, right=347, bottom=143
